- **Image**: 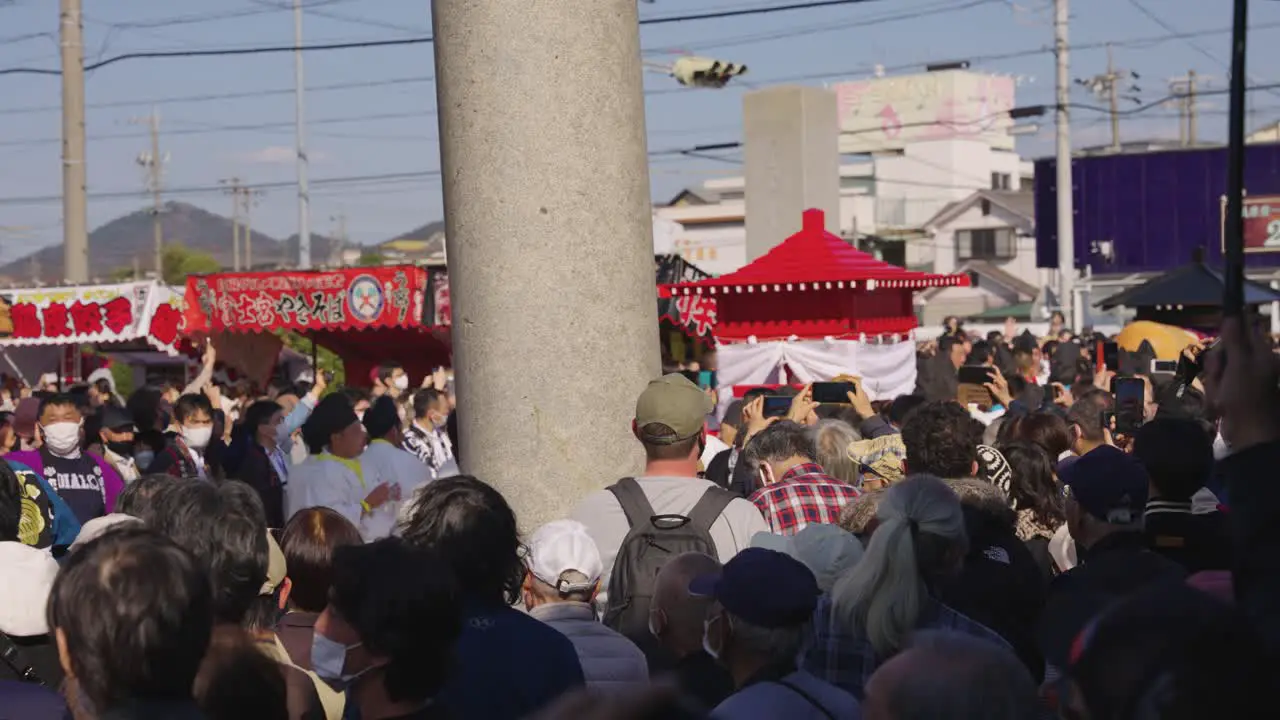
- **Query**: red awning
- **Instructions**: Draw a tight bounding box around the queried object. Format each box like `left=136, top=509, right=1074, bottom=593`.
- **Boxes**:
left=661, top=209, right=969, bottom=296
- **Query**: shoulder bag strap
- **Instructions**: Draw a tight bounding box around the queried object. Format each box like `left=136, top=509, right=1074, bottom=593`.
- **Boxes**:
left=0, top=631, right=44, bottom=686
left=607, top=477, right=655, bottom=529
left=773, top=679, right=837, bottom=720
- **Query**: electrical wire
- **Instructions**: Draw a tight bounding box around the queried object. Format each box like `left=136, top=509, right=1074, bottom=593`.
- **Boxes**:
left=3, top=20, right=1278, bottom=114
left=1124, top=0, right=1280, bottom=102
left=653, top=0, right=995, bottom=54
left=0, top=0, right=896, bottom=77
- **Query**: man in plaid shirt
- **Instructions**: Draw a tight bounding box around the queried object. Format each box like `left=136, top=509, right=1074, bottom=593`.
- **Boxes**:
left=743, top=421, right=860, bottom=535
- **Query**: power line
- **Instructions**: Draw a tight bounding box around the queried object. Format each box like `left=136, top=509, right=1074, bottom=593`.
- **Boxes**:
left=640, top=0, right=888, bottom=26
left=642, top=20, right=1280, bottom=95
left=3, top=20, right=1278, bottom=113
left=2, top=76, right=1273, bottom=151
left=656, top=0, right=995, bottom=53
left=0, top=0, right=894, bottom=77
left=1124, top=0, right=1280, bottom=102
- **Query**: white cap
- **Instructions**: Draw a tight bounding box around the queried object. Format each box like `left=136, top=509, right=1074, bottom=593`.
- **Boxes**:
left=527, top=519, right=603, bottom=595
left=0, top=541, right=59, bottom=637
left=750, top=524, right=864, bottom=593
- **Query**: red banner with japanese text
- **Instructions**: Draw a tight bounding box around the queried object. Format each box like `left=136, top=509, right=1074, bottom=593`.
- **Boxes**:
left=183, top=266, right=429, bottom=335
left=0, top=281, right=185, bottom=356
left=1222, top=194, right=1280, bottom=253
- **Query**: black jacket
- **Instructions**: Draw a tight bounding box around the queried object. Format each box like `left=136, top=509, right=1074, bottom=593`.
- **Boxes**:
left=704, top=448, right=733, bottom=490
left=936, top=501, right=1048, bottom=680
left=1222, top=440, right=1280, bottom=662
left=235, top=443, right=287, bottom=529
left=1144, top=499, right=1231, bottom=573
left=1037, top=531, right=1186, bottom=671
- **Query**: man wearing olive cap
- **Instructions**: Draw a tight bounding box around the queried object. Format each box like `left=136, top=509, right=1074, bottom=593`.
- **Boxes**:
left=571, top=374, right=768, bottom=607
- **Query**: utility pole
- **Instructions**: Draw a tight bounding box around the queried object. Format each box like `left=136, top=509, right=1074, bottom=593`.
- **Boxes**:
left=240, top=185, right=263, bottom=270
left=1074, top=43, right=1141, bottom=153
left=60, top=0, right=88, bottom=284
left=133, top=108, right=166, bottom=279
left=1054, top=0, right=1077, bottom=331
left=293, top=0, right=312, bottom=269
left=1107, top=45, right=1119, bottom=152
left=329, top=211, right=348, bottom=266
left=221, top=177, right=242, bottom=271
left=1169, top=73, right=1200, bottom=147
left=1188, top=70, right=1198, bottom=145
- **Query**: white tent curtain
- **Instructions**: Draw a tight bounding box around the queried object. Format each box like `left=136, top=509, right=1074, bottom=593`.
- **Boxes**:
left=717, top=338, right=918, bottom=403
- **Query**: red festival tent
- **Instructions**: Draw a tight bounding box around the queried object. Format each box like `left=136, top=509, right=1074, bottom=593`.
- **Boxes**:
left=659, top=209, right=970, bottom=401
left=183, top=265, right=451, bottom=386
left=661, top=208, right=969, bottom=341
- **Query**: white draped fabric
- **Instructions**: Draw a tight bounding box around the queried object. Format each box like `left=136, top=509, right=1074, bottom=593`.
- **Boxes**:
left=717, top=338, right=918, bottom=402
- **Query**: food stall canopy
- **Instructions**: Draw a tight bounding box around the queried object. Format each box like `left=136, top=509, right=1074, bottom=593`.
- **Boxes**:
left=183, top=266, right=450, bottom=383
left=0, top=280, right=185, bottom=356
left=660, top=209, right=970, bottom=341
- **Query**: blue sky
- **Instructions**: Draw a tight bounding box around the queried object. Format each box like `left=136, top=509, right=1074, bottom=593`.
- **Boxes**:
left=0, top=0, right=1278, bottom=262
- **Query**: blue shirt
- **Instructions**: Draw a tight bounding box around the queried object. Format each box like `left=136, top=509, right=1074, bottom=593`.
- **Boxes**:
left=437, top=601, right=585, bottom=720
left=801, top=594, right=1009, bottom=700
left=0, top=681, right=68, bottom=720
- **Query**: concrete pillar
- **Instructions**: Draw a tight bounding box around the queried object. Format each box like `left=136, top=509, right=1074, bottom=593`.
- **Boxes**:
left=432, top=0, right=659, bottom=530
left=744, top=86, right=840, bottom=262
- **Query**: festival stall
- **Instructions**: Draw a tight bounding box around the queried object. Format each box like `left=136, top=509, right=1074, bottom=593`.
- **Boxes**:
left=0, top=280, right=186, bottom=385
left=183, top=265, right=449, bottom=386
left=660, top=209, right=970, bottom=403
left=656, top=254, right=716, bottom=363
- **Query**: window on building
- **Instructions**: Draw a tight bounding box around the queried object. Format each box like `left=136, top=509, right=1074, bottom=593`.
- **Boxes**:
left=990, top=172, right=1011, bottom=190
left=957, top=228, right=1016, bottom=261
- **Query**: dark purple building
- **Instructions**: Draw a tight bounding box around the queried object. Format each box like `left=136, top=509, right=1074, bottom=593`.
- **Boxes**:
left=1034, top=145, right=1280, bottom=273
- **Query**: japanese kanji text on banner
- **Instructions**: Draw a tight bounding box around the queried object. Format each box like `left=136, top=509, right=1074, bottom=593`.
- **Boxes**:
left=183, top=266, right=428, bottom=335
left=0, top=281, right=185, bottom=356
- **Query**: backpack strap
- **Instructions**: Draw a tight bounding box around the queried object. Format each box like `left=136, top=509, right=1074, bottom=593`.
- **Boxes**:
left=687, top=486, right=735, bottom=535
left=773, top=679, right=837, bottom=720
left=608, top=478, right=657, bottom=529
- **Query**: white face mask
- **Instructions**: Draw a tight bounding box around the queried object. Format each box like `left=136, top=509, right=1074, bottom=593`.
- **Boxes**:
left=311, top=632, right=366, bottom=686
left=42, top=421, right=82, bottom=457
left=701, top=614, right=724, bottom=661
left=182, top=425, right=213, bottom=451
left=392, top=375, right=409, bottom=392
left=134, top=451, right=155, bottom=470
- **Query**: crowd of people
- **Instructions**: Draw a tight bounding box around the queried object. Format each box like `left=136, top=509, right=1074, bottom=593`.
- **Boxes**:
left=0, top=313, right=1275, bottom=720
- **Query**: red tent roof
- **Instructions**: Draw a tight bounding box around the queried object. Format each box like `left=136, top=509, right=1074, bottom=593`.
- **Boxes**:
left=662, top=209, right=969, bottom=295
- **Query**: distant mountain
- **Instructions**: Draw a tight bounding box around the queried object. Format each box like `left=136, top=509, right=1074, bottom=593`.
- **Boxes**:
left=0, top=201, right=335, bottom=283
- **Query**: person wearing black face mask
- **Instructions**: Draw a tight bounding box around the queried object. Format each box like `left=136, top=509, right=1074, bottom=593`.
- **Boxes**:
left=97, top=405, right=140, bottom=484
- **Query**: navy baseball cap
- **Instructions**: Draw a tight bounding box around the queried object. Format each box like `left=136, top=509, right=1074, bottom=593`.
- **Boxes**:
left=688, top=547, right=820, bottom=628
left=1060, top=445, right=1149, bottom=524
left=99, top=404, right=136, bottom=432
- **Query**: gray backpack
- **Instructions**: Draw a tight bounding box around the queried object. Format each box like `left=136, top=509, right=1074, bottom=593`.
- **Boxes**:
left=602, top=477, right=734, bottom=644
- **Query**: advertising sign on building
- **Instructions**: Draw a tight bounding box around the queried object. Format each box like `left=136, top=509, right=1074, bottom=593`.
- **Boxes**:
left=1221, top=194, right=1280, bottom=253
left=831, top=70, right=1016, bottom=154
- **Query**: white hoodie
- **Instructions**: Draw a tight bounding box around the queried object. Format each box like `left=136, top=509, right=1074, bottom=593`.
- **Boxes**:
left=0, top=542, right=59, bottom=637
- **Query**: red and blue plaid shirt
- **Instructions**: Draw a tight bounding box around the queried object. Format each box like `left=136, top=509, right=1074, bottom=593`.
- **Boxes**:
left=748, top=462, right=860, bottom=536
